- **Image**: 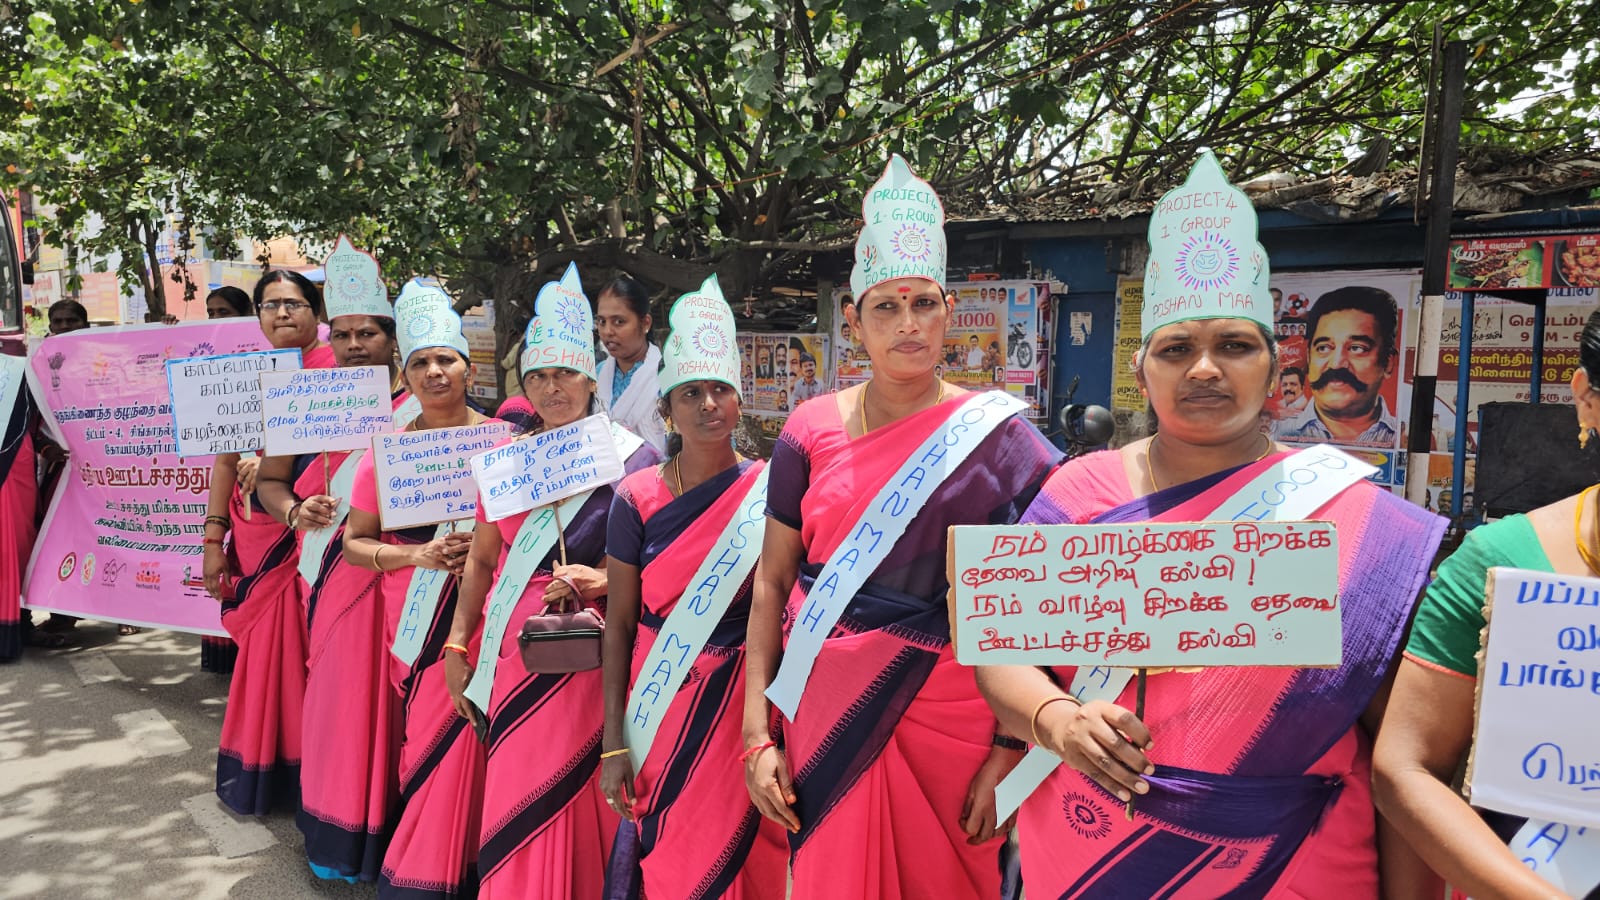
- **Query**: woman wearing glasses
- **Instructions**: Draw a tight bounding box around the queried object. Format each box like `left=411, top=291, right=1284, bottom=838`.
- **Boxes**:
left=203, top=270, right=335, bottom=816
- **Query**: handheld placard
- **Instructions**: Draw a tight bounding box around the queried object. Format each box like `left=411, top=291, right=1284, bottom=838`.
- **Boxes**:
left=166, top=349, right=303, bottom=457
left=373, top=422, right=514, bottom=530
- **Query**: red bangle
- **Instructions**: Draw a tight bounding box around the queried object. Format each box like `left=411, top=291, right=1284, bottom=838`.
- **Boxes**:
left=203, top=537, right=225, bottom=546
left=739, top=741, right=776, bottom=763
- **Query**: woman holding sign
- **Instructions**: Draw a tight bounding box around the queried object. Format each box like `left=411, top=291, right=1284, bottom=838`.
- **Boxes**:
left=443, top=263, right=658, bottom=900
left=1371, top=310, right=1600, bottom=899
left=740, top=157, right=1063, bottom=899
left=597, top=277, right=787, bottom=898
left=343, top=280, right=496, bottom=900
left=256, top=237, right=408, bottom=884
left=205, top=269, right=335, bottom=816
left=973, top=152, right=1445, bottom=898
left=197, top=287, right=252, bottom=674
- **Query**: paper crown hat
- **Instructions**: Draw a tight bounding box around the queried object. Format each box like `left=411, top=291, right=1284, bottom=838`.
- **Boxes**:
left=1141, top=149, right=1272, bottom=340
left=394, top=278, right=468, bottom=363
left=322, top=235, right=392, bottom=320
left=850, top=155, right=947, bottom=299
left=659, top=274, right=740, bottom=398
left=520, top=262, right=596, bottom=379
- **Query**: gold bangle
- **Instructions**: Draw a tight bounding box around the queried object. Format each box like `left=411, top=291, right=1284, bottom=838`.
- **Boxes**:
left=600, top=748, right=631, bottom=760
left=373, top=544, right=386, bottom=572
left=442, top=643, right=470, bottom=658
left=1029, top=694, right=1082, bottom=748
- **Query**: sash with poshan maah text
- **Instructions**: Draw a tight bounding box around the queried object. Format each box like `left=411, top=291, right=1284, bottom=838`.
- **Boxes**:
left=993, top=443, right=1378, bottom=821
left=461, top=421, right=646, bottom=712
left=298, top=395, right=423, bottom=587
left=766, top=390, right=1030, bottom=719
left=625, top=464, right=769, bottom=770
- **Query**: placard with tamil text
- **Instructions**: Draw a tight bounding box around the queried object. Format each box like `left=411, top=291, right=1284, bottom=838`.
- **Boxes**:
left=260, top=365, right=394, bottom=455
left=373, top=422, right=513, bottom=529
left=1467, top=567, right=1600, bottom=829
left=947, top=521, right=1341, bottom=667
left=470, top=414, right=624, bottom=522
left=166, top=349, right=301, bottom=456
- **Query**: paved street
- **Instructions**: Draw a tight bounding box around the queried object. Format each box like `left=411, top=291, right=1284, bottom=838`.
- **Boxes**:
left=0, top=621, right=373, bottom=899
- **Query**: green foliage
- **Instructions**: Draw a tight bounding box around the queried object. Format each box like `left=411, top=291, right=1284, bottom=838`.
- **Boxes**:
left=1, top=0, right=1597, bottom=302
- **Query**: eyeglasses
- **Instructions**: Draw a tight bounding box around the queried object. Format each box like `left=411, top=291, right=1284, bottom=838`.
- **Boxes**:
left=259, top=300, right=312, bottom=313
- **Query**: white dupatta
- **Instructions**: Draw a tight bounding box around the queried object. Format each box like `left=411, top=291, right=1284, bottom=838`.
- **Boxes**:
left=598, top=343, right=666, bottom=454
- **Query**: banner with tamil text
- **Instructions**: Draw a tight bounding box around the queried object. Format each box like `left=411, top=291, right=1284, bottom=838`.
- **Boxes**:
left=22, top=319, right=275, bottom=634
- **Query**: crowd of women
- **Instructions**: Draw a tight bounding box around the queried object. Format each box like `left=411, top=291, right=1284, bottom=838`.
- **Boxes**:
left=3, top=149, right=1589, bottom=899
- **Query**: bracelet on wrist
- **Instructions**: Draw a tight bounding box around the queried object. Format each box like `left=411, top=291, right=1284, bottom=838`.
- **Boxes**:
left=442, top=643, right=470, bottom=659
left=739, top=741, right=777, bottom=763
left=1029, top=694, right=1082, bottom=748
left=373, top=544, right=387, bottom=572
left=286, top=501, right=304, bottom=528
left=202, top=537, right=225, bottom=547
left=600, top=747, right=631, bottom=760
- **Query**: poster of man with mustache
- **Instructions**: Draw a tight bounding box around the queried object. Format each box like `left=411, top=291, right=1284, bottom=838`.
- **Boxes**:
left=1272, top=280, right=1405, bottom=450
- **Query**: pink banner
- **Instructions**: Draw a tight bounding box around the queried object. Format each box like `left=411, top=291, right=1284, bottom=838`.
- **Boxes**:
left=23, top=319, right=275, bottom=634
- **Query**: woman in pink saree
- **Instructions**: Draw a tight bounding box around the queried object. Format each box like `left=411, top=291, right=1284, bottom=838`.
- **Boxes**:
left=257, top=302, right=404, bottom=883
left=344, top=281, right=493, bottom=900
left=598, top=280, right=787, bottom=899
left=974, top=153, right=1445, bottom=898
left=205, top=270, right=335, bottom=815
left=444, top=266, right=658, bottom=900
left=0, top=379, right=36, bottom=663
left=742, top=157, right=1063, bottom=899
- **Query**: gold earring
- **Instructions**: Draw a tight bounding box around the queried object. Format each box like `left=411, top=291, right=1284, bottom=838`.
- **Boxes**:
left=1582, top=424, right=1595, bottom=450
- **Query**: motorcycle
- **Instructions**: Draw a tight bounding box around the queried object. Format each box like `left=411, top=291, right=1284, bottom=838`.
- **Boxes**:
left=1008, top=321, right=1034, bottom=369
left=1057, top=375, right=1113, bottom=458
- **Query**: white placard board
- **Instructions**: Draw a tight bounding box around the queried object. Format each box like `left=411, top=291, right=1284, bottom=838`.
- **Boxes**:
left=260, top=365, right=394, bottom=455
left=1467, top=567, right=1600, bottom=828
left=373, top=421, right=514, bottom=529
left=470, top=414, right=625, bottom=522
left=166, top=349, right=302, bottom=456
left=948, top=521, right=1342, bottom=667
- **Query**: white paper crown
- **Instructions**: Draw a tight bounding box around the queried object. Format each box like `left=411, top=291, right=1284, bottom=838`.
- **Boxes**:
left=394, top=278, right=468, bottom=363
left=659, top=274, right=739, bottom=398
left=322, top=234, right=392, bottom=320
left=1141, top=149, right=1272, bottom=340
left=850, top=154, right=947, bottom=299
left=520, top=262, right=596, bottom=379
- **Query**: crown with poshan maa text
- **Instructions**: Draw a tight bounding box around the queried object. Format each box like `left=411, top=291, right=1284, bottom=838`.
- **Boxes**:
left=394, top=278, right=468, bottom=364
left=659, top=274, right=740, bottom=398
left=520, top=262, right=597, bottom=380
left=850, top=154, right=947, bottom=299
left=1141, top=149, right=1272, bottom=340
left=322, top=235, right=392, bottom=320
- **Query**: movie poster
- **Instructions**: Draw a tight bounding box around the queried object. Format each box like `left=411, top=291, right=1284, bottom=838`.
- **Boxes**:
left=736, top=332, right=831, bottom=417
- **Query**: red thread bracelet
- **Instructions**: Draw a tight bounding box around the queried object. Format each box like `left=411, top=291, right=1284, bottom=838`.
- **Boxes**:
left=739, top=741, right=776, bottom=763
left=203, top=537, right=225, bottom=546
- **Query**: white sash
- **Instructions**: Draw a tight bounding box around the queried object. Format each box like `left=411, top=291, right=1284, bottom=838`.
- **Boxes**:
left=389, top=519, right=476, bottom=666
left=994, top=444, right=1378, bottom=821
left=299, top=395, right=421, bottom=587
left=625, top=464, right=769, bottom=770
left=600, top=347, right=666, bottom=454
left=765, top=390, right=1029, bottom=718
left=462, top=489, right=591, bottom=711
left=0, top=356, right=26, bottom=436
left=1503, top=818, right=1600, bottom=896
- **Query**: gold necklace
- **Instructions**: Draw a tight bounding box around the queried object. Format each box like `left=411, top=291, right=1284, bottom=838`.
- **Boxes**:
left=1574, top=485, right=1600, bottom=576
left=1146, top=433, right=1272, bottom=491
left=670, top=456, right=684, bottom=496
left=860, top=379, right=946, bottom=436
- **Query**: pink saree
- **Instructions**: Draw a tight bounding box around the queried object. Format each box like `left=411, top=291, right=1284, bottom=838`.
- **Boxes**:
left=604, top=460, right=787, bottom=900
left=351, top=448, right=487, bottom=900
left=215, top=344, right=333, bottom=815
left=0, top=392, right=36, bottom=664
left=297, top=443, right=401, bottom=882
left=1014, top=449, right=1445, bottom=899
left=767, top=395, right=1062, bottom=899
left=474, top=438, right=657, bottom=900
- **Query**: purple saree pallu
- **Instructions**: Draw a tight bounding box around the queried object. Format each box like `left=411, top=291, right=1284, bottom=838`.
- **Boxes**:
left=1016, top=450, right=1445, bottom=899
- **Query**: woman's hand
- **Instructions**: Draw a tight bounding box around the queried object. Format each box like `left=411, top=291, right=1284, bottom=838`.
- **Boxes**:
left=415, top=530, right=473, bottom=575
left=1039, top=699, right=1154, bottom=802
left=292, top=494, right=340, bottom=531
left=203, top=543, right=231, bottom=602
left=544, top=563, right=606, bottom=607
left=744, top=744, right=800, bottom=834
left=600, top=752, right=637, bottom=821
left=443, top=650, right=482, bottom=727
left=235, top=456, right=260, bottom=496
left=960, top=746, right=1023, bottom=844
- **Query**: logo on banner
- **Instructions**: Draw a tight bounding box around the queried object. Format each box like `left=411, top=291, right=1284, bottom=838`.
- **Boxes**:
left=57, top=552, right=77, bottom=581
